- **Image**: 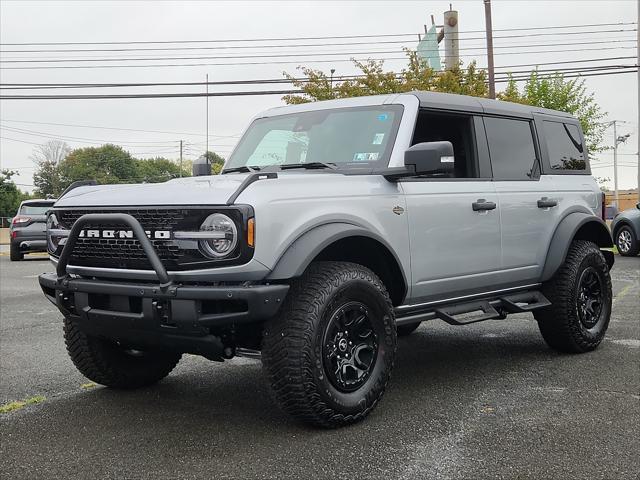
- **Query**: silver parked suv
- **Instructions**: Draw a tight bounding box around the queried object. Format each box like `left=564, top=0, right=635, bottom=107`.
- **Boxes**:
left=39, top=92, right=614, bottom=427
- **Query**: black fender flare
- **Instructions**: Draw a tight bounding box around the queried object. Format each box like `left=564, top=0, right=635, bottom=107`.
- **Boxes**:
left=266, top=222, right=408, bottom=286
left=541, top=212, right=614, bottom=282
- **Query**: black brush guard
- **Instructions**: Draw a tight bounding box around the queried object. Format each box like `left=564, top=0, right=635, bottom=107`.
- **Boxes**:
left=39, top=213, right=288, bottom=360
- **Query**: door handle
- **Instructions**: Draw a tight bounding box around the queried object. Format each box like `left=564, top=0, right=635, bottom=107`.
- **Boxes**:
left=537, top=197, right=558, bottom=208
left=472, top=199, right=497, bottom=211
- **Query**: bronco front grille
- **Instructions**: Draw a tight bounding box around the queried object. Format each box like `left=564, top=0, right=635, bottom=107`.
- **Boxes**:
left=55, top=208, right=208, bottom=271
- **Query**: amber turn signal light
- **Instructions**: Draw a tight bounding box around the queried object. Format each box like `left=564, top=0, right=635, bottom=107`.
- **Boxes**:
left=247, top=218, right=255, bottom=247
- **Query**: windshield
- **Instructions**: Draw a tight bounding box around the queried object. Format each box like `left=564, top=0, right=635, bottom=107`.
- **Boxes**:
left=20, top=203, right=53, bottom=215
left=225, top=105, right=403, bottom=172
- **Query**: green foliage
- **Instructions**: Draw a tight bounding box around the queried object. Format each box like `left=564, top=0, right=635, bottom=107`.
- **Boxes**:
left=136, top=156, right=190, bottom=181
left=204, top=151, right=225, bottom=174
left=498, top=72, right=606, bottom=154
left=283, top=50, right=487, bottom=104
left=0, top=395, right=46, bottom=414
left=0, top=170, right=30, bottom=219
left=31, top=144, right=209, bottom=196
left=59, top=144, right=139, bottom=186
left=33, top=160, right=64, bottom=198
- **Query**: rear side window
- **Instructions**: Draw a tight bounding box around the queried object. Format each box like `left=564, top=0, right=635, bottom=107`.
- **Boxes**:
left=484, top=117, right=538, bottom=180
left=542, top=121, right=586, bottom=171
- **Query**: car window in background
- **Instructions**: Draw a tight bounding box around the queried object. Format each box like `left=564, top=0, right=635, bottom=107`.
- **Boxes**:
left=20, top=203, right=54, bottom=215
left=543, top=121, right=586, bottom=171
left=226, top=105, right=403, bottom=171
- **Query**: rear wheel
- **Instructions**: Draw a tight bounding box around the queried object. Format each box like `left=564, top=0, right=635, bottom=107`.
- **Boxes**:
left=262, top=261, right=396, bottom=428
left=615, top=225, right=639, bottom=256
left=9, top=243, right=23, bottom=261
left=535, top=240, right=612, bottom=353
left=64, top=317, right=181, bottom=388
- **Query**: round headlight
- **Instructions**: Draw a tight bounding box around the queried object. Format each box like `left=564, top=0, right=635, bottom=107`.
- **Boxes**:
left=198, top=213, right=238, bottom=258
left=47, top=213, right=66, bottom=254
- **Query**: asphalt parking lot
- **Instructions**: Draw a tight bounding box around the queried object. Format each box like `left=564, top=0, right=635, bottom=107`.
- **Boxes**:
left=1, top=251, right=638, bottom=479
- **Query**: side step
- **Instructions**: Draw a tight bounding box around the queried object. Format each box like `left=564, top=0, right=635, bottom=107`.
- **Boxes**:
left=396, top=290, right=551, bottom=327
left=499, top=291, right=551, bottom=313
left=435, top=301, right=502, bottom=325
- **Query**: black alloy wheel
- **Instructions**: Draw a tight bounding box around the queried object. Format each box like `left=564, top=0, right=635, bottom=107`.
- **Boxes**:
left=322, top=301, right=378, bottom=393
left=576, top=266, right=604, bottom=329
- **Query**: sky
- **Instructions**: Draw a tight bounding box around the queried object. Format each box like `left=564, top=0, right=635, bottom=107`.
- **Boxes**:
left=0, top=0, right=638, bottom=192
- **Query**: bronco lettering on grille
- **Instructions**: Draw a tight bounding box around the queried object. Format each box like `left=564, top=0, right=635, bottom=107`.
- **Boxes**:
left=78, top=230, right=171, bottom=239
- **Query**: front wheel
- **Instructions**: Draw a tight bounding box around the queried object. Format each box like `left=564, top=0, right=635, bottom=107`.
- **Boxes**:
left=615, top=226, right=639, bottom=256
left=535, top=240, right=612, bottom=353
left=262, top=261, right=397, bottom=428
left=64, top=317, right=182, bottom=388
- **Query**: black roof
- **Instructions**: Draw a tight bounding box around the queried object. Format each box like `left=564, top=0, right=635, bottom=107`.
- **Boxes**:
left=411, top=91, right=575, bottom=120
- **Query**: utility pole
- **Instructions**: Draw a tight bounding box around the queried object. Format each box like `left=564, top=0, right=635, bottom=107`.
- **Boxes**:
left=484, top=0, right=496, bottom=99
left=206, top=73, right=209, bottom=161
left=637, top=0, right=639, bottom=201
left=613, top=120, right=619, bottom=208
left=443, top=6, right=459, bottom=71
left=179, top=140, right=183, bottom=177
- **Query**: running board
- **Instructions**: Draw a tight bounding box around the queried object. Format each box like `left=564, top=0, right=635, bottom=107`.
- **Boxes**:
left=395, top=290, right=551, bottom=326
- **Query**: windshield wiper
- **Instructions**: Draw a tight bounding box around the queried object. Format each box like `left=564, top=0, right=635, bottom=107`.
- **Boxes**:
left=279, top=162, right=337, bottom=170
left=221, top=165, right=261, bottom=174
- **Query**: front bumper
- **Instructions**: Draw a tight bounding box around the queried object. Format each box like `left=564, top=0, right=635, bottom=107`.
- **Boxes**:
left=41, top=211, right=288, bottom=360
left=39, top=273, right=288, bottom=358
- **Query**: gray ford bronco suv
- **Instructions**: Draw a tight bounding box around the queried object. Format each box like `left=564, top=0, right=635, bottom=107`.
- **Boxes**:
left=40, top=92, right=614, bottom=428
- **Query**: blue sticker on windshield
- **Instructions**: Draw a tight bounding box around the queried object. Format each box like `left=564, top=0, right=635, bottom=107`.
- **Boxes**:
left=377, top=113, right=389, bottom=121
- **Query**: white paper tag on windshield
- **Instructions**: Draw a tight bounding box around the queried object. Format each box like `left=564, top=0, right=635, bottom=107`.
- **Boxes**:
left=353, top=152, right=379, bottom=162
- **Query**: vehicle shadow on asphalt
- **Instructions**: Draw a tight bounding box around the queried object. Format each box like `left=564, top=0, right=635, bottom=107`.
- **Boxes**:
left=47, top=318, right=558, bottom=431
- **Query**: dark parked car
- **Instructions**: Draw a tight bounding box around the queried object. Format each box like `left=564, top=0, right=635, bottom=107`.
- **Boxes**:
left=611, top=203, right=640, bottom=256
left=9, top=199, right=55, bottom=261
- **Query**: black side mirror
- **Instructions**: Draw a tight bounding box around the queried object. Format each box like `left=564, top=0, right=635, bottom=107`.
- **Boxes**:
left=192, top=155, right=212, bottom=176
left=404, top=141, right=455, bottom=176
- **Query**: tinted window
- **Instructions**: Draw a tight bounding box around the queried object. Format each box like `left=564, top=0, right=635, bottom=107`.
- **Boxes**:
left=484, top=117, right=538, bottom=180
left=20, top=203, right=54, bottom=215
left=543, top=121, right=586, bottom=171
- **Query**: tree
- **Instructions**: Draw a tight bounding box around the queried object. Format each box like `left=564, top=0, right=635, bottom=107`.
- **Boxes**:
left=58, top=144, right=138, bottom=186
left=204, top=151, right=225, bottom=174
left=0, top=170, right=30, bottom=220
left=283, top=50, right=488, bottom=104
left=31, top=140, right=71, bottom=198
left=498, top=72, right=605, bottom=154
left=136, top=157, right=190, bottom=181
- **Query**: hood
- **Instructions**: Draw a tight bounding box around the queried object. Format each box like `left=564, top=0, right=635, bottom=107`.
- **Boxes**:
left=54, top=174, right=250, bottom=208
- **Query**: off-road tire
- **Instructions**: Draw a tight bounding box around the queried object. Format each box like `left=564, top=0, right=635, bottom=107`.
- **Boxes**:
left=262, top=261, right=397, bottom=428
left=397, top=321, right=421, bottom=336
left=64, top=317, right=182, bottom=388
left=535, top=240, right=612, bottom=353
left=9, top=243, right=23, bottom=261
left=615, top=225, right=639, bottom=257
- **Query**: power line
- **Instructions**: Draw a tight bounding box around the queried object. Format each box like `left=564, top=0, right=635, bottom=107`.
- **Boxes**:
left=1, top=44, right=636, bottom=65
left=2, top=56, right=633, bottom=89
left=1, top=22, right=634, bottom=46
left=0, top=118, right=240, bottom=138
left=1, top=37, right=635, bottom=56
left=2, top=47, right=637, bottom=70
left=0, top=125, right=237, bottom=148
left=1, top=61, right=635, bottom=90
left=1, top=68, right=637, bottom=101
